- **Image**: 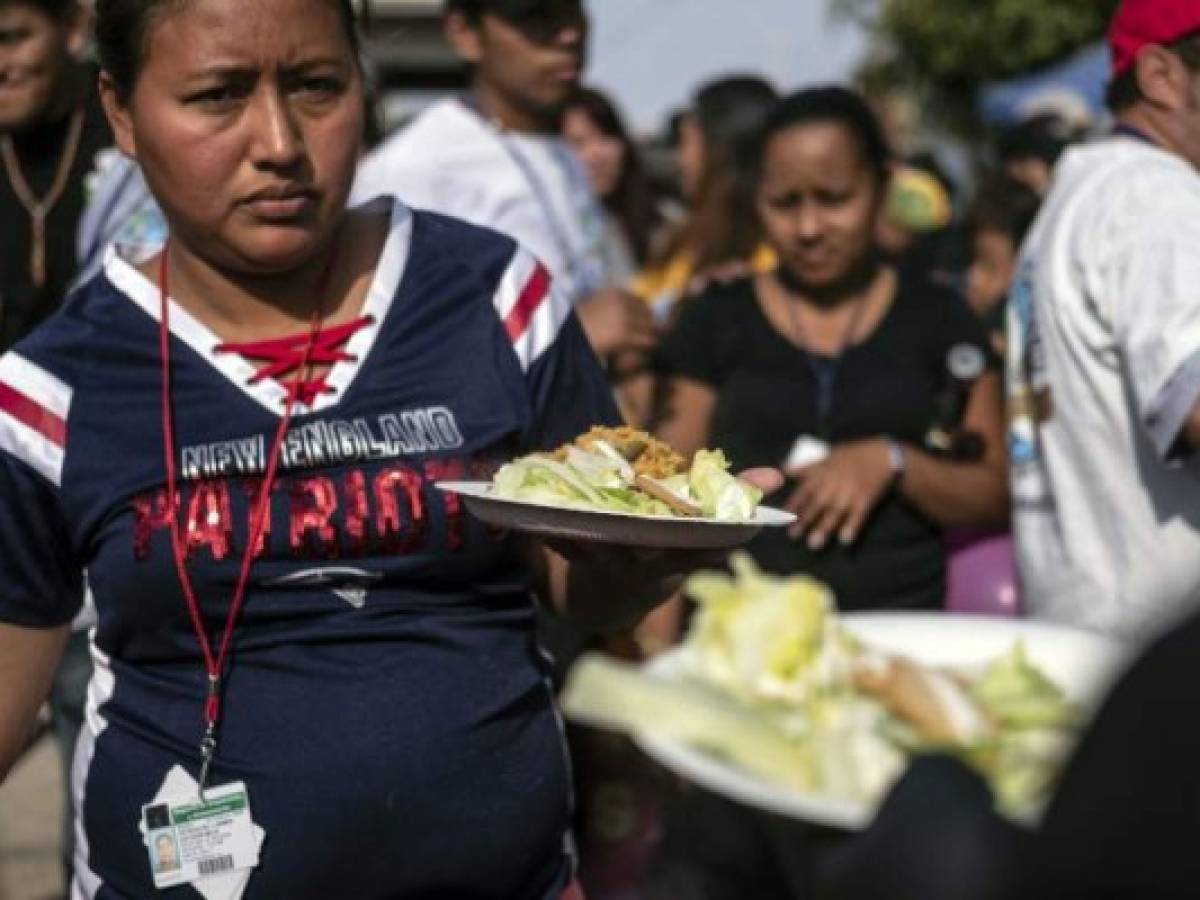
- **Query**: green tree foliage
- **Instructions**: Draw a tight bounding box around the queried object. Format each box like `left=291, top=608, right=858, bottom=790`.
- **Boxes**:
left=833, top=0, right=1118, bottom=133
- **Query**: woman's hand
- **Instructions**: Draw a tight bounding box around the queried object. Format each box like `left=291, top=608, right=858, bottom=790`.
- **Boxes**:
left=577, top=287, right=658, bottom=356
left=785, top=439, right=895, bottom=548
left=536, top=468, right=785, bottom=633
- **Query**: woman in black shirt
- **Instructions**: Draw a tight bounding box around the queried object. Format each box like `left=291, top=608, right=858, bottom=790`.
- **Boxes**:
left=656, top=87, right=1009, bottom=612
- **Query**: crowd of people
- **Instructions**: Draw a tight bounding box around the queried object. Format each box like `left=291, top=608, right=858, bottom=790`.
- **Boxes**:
left=4, top=0, right=1200, bottom=897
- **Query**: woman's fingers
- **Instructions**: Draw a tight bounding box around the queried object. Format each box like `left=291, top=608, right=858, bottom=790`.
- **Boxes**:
left=838, top=499, right=870, bottom=547
left=738, top=466, right=785, bottom=494
left=785, top=479, right=816, bottom=538
left=805, top=495, right=853, bottom=551
left=788, top=474, right=862, bottom=547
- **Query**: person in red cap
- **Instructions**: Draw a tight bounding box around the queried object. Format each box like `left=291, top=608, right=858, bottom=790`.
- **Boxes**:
left=1007, top=0, right=1200, bottom=642
left=806, top=12, right=1200, bottom=900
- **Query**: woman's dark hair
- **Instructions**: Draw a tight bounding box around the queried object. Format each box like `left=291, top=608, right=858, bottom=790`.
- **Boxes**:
left=95, top=0, right=364, bottom=103
left=565, top=87, right=660, bottom=266
left=660, top=74, right=778, bottom=274
left=966, top=172, right=1041, bottom=248
left=753, top=85, right=891, bottom=185
left=1107, top=28, right=1200, bottom=112
left=16, top=0, right=78, bottom=17
left=997, top=115, right=1073, bottom=168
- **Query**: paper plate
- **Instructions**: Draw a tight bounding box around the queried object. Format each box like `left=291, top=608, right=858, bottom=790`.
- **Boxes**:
left=435, top=481, right=795, bottom=550
left=636, top=613, right=1128, bottom=830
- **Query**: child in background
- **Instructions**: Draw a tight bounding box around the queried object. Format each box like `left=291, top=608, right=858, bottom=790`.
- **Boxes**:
left=964, top=173, right=1042, bottom=356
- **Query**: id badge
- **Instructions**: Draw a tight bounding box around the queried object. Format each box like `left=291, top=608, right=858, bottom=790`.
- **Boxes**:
left=784, top=435, right=831, bottom=471
left=142, top=781, right=260, bottom=890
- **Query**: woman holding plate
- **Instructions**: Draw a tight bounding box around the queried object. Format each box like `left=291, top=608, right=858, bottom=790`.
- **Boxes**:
left=0, top=0, right=753, bottom=895
left=656, top=86, right=1010, bottom=613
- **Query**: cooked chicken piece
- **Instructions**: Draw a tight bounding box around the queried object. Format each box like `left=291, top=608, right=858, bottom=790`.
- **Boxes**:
left=853, top=654, right=996, bottom=745
left=576, top=425, right=650, bottom=461
left=572, top=426, right=686, bottom=480
left=635, top=474, right=702, bottom=517
left=632, top=440, right=685, bottom=480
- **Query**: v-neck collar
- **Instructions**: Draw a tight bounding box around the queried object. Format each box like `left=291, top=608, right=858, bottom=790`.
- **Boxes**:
left=103, top=199, right=413, bottom=418
left=753, top=267, right=901, bottom=363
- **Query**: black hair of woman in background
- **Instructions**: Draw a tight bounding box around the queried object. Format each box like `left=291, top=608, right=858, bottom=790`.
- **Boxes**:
left=634, top=74, right=780, bottom=319
left=563, top=86, right=662, bottom=270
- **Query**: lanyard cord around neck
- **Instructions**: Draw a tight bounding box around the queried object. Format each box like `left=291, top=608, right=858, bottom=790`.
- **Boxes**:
left=159, top=245, right=324, bottom=796
left=460, top=98, right=588, bottom=289
left=783, top=285, right=871, bottom=440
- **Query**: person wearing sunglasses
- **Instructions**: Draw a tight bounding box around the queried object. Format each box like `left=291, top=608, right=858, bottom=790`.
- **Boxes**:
left=353, top=0, right=658, bottom=368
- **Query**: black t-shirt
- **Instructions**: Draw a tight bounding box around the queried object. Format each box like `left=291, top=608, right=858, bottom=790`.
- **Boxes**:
left=656, top=273, right=996, bottom=611
left=0, top=72, right=112, bottom=350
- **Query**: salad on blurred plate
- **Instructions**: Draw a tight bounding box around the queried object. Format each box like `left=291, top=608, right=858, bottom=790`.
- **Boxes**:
left=561, top=555, right=1122, bottom=826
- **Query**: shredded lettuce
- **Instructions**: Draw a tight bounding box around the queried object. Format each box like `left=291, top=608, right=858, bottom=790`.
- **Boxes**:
left=559, top=555, right=1087, bottom=818
left=561, top=655, right=820, bottom=792
left=970, top=641, right=1078, bottom=730
left=690, top=449, right=762, bottom=520
left=491, top=443, right=760, bottom=520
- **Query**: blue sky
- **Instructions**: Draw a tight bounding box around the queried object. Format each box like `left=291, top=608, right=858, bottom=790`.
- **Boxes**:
left=586, top=0, right=867, bottom=134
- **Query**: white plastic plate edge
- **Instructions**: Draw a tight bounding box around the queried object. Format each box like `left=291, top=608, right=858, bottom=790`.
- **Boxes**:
left=434, top=480, right=795, bottom=527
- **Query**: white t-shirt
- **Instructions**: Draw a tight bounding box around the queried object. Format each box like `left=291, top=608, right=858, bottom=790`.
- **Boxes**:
left=352, top=99, right=612, bottom=305
left=1007, top=134, right=1200, bottom=642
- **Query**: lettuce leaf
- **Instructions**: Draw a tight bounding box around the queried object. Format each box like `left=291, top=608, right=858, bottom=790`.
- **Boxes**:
left=689, top=449, right=762, bottom=520
left=970, top=641, right=1078, bottom=730
left=492, top=444, right=759, bottom=520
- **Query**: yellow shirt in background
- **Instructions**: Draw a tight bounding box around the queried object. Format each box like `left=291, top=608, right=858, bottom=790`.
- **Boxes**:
left=631, top=244, right=777, bottom=320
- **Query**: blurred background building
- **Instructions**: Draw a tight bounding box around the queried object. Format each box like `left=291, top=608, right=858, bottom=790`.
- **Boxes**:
left=363, top=0, right=1117, bottom=190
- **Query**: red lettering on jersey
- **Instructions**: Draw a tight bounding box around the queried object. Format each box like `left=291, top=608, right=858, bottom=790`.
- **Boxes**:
left=374, top=465, right=428, bottom=554
left=185, top=480, right=234, bottom=561
left=342, top=470, right=371, bottom=557
left=239, top=478, right=275, bottom=559
left=134, top=456, right=493, bottom=564
left=290, top=476, right=339, bottom=558
left=132, top=488, right=176, bottom=561
left=423, top=458, right=466, bottom=551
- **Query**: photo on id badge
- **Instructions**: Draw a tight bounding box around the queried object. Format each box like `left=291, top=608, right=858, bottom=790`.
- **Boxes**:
left=147, top=805, right=181, bottom=875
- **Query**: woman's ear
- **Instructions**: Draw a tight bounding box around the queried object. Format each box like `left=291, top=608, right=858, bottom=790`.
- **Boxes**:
left=444, top=10, right=484, bottom=67
left=98, top=72, right=137, bottom=159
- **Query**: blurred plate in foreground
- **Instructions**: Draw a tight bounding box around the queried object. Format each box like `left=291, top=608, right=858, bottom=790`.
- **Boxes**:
left=629, top=614, right=1125, bottom=829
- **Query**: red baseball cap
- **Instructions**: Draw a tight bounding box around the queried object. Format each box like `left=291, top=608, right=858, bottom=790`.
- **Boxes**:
left=1110, top=0, right=1200, bottom=76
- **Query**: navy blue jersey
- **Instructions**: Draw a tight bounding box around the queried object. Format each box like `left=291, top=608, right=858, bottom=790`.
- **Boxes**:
left=0, top=200, right=619, bottom=899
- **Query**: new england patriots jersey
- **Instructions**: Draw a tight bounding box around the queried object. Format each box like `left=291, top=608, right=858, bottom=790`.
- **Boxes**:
left=0, top=200, right=619, bottom=899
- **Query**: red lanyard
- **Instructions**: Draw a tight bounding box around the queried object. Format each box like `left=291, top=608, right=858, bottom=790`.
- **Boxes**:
left=158, top=245, right=322, bottom=794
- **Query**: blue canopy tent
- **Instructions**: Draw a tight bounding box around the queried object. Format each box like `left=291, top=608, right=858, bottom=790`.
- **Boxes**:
left=978, top=43, right=1110, bottom=128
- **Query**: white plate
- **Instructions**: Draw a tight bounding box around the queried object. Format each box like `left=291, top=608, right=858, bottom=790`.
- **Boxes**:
left=435, top=481, right=795, bottom=550
left=636, top=613, right=1129, bottom=830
